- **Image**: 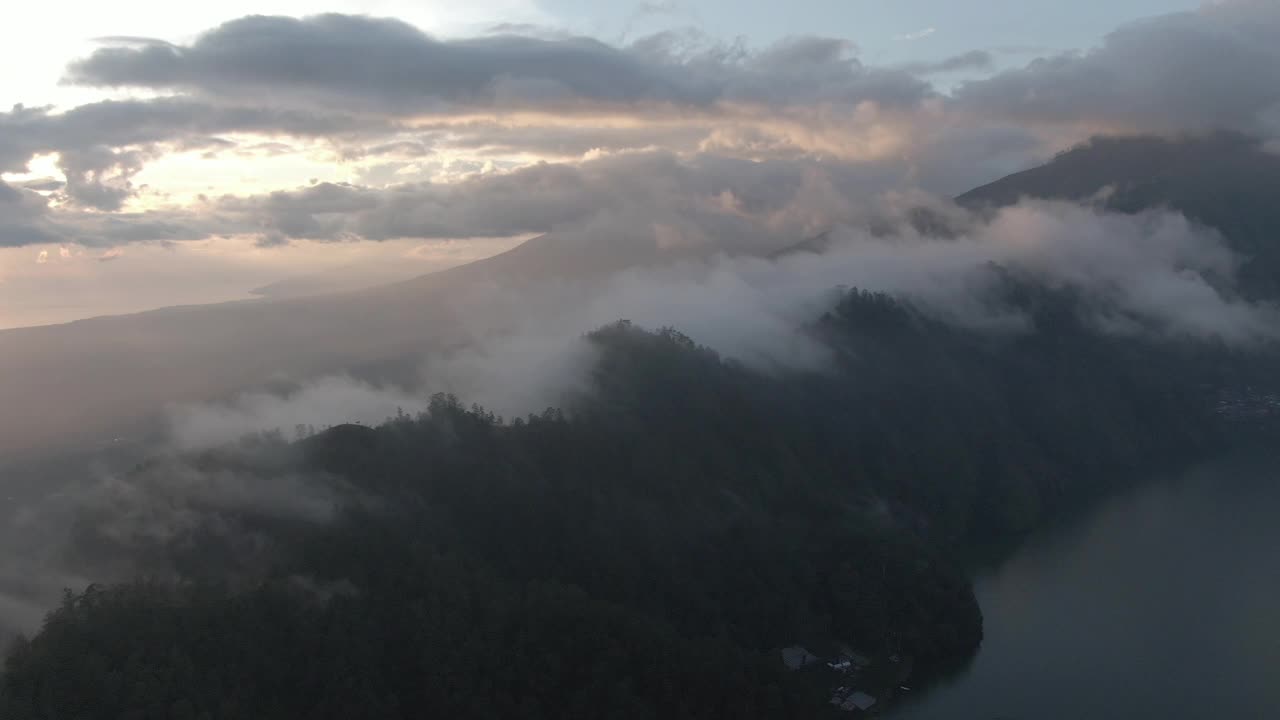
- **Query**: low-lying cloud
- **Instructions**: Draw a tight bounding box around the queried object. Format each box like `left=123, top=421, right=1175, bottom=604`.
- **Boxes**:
left=168, top=375, right=421, bottom=449
left=159, top=199, right=1280, bottom=453
left=0, top=449, right=342, bottom=641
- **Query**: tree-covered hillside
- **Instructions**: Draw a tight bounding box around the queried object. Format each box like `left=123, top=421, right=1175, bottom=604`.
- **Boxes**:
left=1, top=287, right=1262, bottom=720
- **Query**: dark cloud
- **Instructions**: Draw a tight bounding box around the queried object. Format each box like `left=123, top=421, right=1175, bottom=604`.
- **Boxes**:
left=0, top=98, right=392, bottom=209
left=899, top=50, right=994, bottom=76
left=253, top=232, right=291, bottom=248
left=441, top=122, right=711, bottom=158
left=13, top=177, right=65, bottom=192
left=0, top=201, right=238, bottom=249
left=218, top=163, right=599, bottom=243
left=63, top=209, right=226, bottom=246
left=57, top=145, right=153, bottom=211
left=0, top=181, right=59, bottom=247
left=351, top=140, right=434, bottom=159
left=990, top=44, right=1058, bottom=56
left=484, top=22, right=575, bottom=40
left=487, top=22, right=550, bottom=34
left=66, top=14, right=932, bottom=115
left=956, top=1, right=1280, bottom=136
left=0, top=105, right=49, bottom=171
left=177, top=136, right=238, bottom=153
left=0, top=99, right=384, bottom=173
left=0, top=180, right=20, bottom=205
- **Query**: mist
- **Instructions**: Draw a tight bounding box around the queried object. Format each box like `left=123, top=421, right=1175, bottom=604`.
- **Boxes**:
left=159, top=198, right=1279, bottom=448
left=0, top=440, right=346, bottom=641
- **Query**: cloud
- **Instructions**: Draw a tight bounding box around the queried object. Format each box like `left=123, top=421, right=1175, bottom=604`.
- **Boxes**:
left=167, top=375, right=419, bottom=449
left=15, top=177, right=64, bottom=192
left=0, top=447, right=343, bottom=639
left=956, top=1, right=1280, bottom=137
left=66, top=15, right=932, bottom=116
left=0, top=98, right=395, bottom=210
left=0, top=128, right=1046, bottom=251
left=212, top=142, right=1051, bottom=248
left=900, top=50, right=994, bottom=76
left=213, top=152, right=881, bottom=246
left=57, top=145, right=153, bottom=211
left=896, top=27, right=937, bottom=42
left=431, top=121, right=711, bottom=159
left=0, top=181, right=59, bottom=247
left=821, top=201, right=1279, bottom=343
left=0, top=203, right=233, bottom=250
left=0, top=99, right=387, bottom=173
left=0, top=181, right=20, bottom=205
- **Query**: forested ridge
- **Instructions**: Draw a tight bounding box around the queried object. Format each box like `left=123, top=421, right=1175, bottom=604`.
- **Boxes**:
left=1, top=286, right=1265, bottom=720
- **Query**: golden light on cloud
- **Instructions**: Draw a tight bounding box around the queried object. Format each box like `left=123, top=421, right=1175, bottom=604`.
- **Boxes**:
left=129, top=137, right=351, bottom=208
left=0, top=154, right=63, bottom=187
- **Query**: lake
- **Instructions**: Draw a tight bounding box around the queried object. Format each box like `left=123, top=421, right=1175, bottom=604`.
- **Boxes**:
left=892, top=452, right=1280, bottom=720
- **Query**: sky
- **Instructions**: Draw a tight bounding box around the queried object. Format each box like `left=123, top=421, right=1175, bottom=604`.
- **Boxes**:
left=1, top=0, right=1274, bottom=329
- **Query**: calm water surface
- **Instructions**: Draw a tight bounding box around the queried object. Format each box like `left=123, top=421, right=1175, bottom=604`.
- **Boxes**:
left=893, top=452, right=1280, bottom=720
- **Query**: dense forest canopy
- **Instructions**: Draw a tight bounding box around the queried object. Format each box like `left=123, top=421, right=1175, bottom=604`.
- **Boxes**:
left=4, top=282, right=1274, bottom=719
